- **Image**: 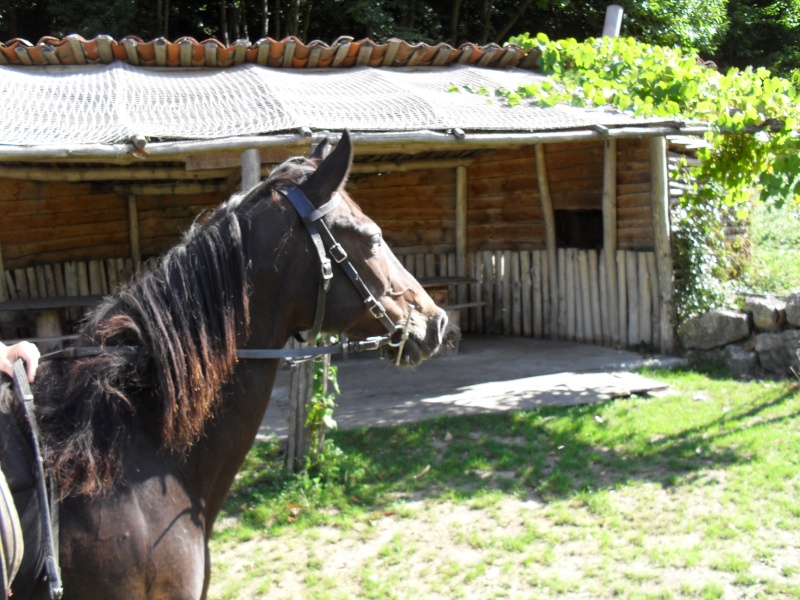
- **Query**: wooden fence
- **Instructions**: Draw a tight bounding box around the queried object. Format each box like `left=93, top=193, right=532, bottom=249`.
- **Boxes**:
left=0, top=248, right=664, bottom=350
left=400, top=248, right=663, bottom=349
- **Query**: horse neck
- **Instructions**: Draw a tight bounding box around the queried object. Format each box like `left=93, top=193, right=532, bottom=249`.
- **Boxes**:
left=181, top=203, right=317, bottom=527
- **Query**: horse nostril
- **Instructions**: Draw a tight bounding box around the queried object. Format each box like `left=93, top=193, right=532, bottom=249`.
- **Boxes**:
left=436, top=310, right=448, bottom=344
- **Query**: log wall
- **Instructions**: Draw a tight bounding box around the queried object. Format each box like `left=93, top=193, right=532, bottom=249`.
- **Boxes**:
left=397, top=248, right=662, bottom=349
left=0, top=138, right=663, bottom=348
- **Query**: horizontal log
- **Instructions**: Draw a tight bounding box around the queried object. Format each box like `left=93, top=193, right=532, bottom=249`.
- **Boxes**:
left=0, top=165, right=233, bottom=182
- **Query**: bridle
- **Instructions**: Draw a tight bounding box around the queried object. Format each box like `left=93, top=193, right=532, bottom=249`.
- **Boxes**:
left=236, top=184, right=412, bottom=363
left=41, top=184, right=413, bottom=365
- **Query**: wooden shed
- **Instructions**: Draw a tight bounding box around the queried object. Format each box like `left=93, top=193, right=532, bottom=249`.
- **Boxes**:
left=0, top=35, right=695, bottom=353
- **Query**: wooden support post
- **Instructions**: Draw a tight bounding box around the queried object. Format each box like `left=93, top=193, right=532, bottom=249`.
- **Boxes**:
left=127, top=194, right=141, bottom=268
left=286, top=356, right=314, bottom=473
left=535, top=144, right=559, bottom=335
left=602, top=139, right=620, bottom=346
left=455, top=165, right=468, bottom=310
left=0, top=241, right=6, bottom=302
left=241, top=148, right=261, bottom=192
left=649, top=135, right=676, bottom=353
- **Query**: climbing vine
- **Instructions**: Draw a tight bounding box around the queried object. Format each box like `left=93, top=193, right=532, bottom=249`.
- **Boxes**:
left=458, top=33, right=800, bottom=320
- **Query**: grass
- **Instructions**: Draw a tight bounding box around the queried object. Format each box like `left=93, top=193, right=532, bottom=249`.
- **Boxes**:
left=209, top=366, right=800, bottom=599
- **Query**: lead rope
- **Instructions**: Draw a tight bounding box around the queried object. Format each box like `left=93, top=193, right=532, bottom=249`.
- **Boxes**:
left=11, top=360, right=62, bottom=600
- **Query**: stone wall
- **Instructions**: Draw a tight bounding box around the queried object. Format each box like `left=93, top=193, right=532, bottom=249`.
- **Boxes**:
left=677, top=293, right=800, bottom=378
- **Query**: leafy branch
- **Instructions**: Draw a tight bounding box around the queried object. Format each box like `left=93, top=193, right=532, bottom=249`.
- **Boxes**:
left=455, top=32, right=800, bottom=320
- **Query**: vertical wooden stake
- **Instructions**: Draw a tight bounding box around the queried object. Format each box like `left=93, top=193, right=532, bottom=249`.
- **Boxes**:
left=127, top=194, right=141, bottom=269
left=649, top=136, right=676, bottom=353
left=535, top=145, right=559, bottom=335
left=602, top=139, right=620, bottom=346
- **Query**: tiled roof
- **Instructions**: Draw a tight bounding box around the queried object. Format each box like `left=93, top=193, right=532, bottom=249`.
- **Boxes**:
left=0, top=34, right=540, bottom=70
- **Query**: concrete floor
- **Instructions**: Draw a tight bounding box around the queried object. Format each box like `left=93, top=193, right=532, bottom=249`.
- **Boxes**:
left=258, top=335, right=685, bottom=440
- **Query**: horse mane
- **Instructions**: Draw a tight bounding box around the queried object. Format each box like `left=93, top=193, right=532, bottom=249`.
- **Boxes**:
left=37, top=159, right=317, bottom=497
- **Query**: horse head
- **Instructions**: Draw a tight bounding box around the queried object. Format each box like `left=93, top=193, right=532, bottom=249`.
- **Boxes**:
left=266, top=131, right=450, bottom=366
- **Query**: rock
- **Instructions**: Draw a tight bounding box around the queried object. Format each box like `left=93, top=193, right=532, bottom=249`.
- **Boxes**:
left=755, top=333, right=789, bottom=377
left=686, top=347, right=725, bottom=368
left=743, top=296, right=786, bottom=331
left=781, top=329, right=800, bottom=376
left=724, top=344, right=758, bottom=378
left=678, top=309, right=751, bottom=351
left=786, top=292, right=800, bottom=328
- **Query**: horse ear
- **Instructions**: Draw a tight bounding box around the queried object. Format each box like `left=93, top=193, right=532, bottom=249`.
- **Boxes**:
left=301, top=130, right=353, bottom=206
left=310, top=138, right=330, bottom=161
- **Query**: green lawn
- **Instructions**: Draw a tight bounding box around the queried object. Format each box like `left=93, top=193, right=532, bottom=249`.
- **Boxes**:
left=210, top=367, right=800, bottom=599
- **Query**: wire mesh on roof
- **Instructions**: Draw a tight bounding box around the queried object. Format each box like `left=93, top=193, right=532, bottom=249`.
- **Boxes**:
left=0, top=62, right=653, bottom=147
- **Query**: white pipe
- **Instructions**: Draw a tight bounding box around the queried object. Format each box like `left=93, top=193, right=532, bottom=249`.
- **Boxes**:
left=603, top=5, right=624, bottom=38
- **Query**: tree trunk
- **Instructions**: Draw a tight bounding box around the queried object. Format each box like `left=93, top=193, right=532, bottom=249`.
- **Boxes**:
left=220, top=0, right=229, bottom=45
left=273, top=0, right=281, bottom=39
left=449, top=0, right=463, bottom=46
left=302, top=1, right=312, bottom=41
left=479, top=0, right=492, bottom=45
left=261, top=0, right=268, bottom=38
left=493, top=0, right=534, bottom=43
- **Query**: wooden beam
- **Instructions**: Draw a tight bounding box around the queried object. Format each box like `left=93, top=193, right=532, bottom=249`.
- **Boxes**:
left=455, top=165, right=468, bottom=278
left=0, top=126, right=703, bottom=164
left=535, top=144, right=559, bottom=335
left=241, top=148, right=261, bottom=191
left=649, top=135, right=675, bottom=353
left=602, top=138, right=620, bottom=345
left=127, top=194, right=142, bottom=268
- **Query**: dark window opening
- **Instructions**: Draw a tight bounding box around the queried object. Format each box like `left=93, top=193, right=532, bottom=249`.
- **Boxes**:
left=555, top=210, right=604, bottom=249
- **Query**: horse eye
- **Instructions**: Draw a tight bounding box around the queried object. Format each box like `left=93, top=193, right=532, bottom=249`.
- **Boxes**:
left=367, top=232, right=382, bottom=253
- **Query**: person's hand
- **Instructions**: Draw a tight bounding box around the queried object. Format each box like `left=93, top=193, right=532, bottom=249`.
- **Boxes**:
left=0, top=341, right=40, bottom=383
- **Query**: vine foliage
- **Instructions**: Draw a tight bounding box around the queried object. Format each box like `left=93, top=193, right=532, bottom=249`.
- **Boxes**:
left=466, top=33, right=800, bottom=320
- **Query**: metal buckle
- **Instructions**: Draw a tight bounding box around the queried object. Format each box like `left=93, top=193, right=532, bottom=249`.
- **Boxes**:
left=329, top=243, right=347, bottom=263
left=352, top=336, right=388, bottom=352
left=322, top=258, right=333, bottom=280
left=366, top=297, right=386, bottom=319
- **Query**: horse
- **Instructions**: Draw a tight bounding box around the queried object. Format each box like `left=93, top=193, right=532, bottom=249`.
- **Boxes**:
left=3, top=130, right=448, bottom=599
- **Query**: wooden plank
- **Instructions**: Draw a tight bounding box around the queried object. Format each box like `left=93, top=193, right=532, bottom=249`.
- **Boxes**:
left=77, top=262, right=90, bottom=296
left=14, top=269, right=30, bottom=299
left=576, top=250, right=587, bottom=341
left=616, top=250, right=627, bottom=347
left=602, top=138, right=620, bottom=345
left=53, top=263, right=66, bottom=298
left=26, top=268, right=39, bottom=299
left=565, top=248, right=576, bottom=341
left=599, top=250, right=609, bottom=345
left=646, top=252, right=661, bottom=351
left=521, top=251, right=532, bottom=337
left=531, top=251, right=542, bottom=338
left=35, top=266, right=47, bottom=298
left=638, top=252, right=652, bottom=346
left=455, top=165, right=468, bottom=283
left=128, top=194, right=142, bottom=268
left=482, top=251, right=495, bottom=334
left=43, top=264, right=58, bottom=298
left=106, top=258, right=119, bottom=293
left=626, top=251, right=639, bottom=346
left=540, top=250, right=550, bottom=338
left=588, top=250, right=602, bottom=345
left=502, top=250, right=513, bottom=334
left=650, top=135, right=675, bottom=353
left=579, top=251, right=593, bottom=343
left=511, top=251, right=522, bottom=336
left=535, top=145, right=559, bottom=335
left=557, top=248, right=567, bottom=338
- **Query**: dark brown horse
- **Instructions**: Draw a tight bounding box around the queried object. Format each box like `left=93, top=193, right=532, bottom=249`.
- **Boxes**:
left=9, top=131, right=446, bottom=599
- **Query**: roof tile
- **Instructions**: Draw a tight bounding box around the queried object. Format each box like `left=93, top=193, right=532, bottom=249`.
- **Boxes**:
left=0, top=34, right=540, bottom=71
